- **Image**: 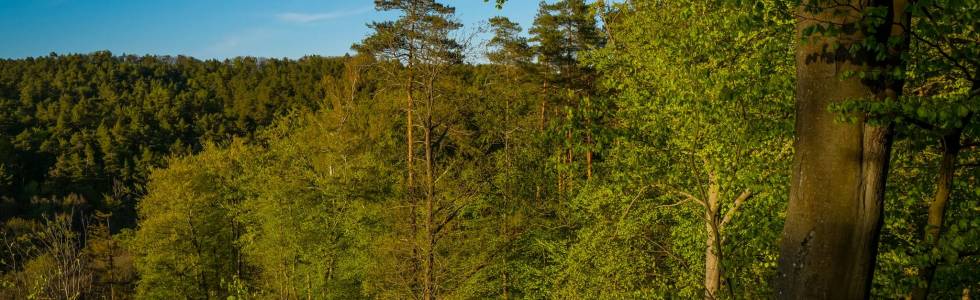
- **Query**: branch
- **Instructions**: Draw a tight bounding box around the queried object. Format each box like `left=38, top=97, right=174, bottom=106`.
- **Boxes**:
left=671, top=187, right=706, bottom=208
left=904, top=113, right=937, bottom=131
left=719, top=189, right=753, bottom=231
left=619, top=185, right=650, bottom=223
left=910, top=30, right=977, bottom=83
left=433, top=205, right=462, bottom=238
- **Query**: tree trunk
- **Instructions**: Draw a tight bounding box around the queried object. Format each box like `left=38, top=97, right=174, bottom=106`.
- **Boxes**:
left=407, top=65, right=422, bottom=297
left=503, top=272, right=510, bottom=300
left=565, top=112, right=574, bottom=195
left=586, top=132, right=593, bottom=180
left=910, top=130, right=961, bottom=300
left=422, top=82, right=436, bottom=300
left=705, top=226, right=721, bottom=300
left=776, top=1, right=908, bottom=298
left=540, top=83, right=547, bottom=132
left=407, top=71, right=415, bottom=187
left=704, top=181, right=722, bottom=300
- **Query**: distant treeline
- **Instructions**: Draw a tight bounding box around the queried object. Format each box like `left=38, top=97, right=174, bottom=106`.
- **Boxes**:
left=0, top=52, right=351, bottom=222
left=1, top=0, right=978, bottom=299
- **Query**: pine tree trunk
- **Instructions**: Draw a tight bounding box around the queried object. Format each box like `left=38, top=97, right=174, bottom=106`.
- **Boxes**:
left=540, top=101, right=546, bottom=131
left=586, top=132, right=593, bottom=180
left=406, top=62, right=421, bottom=297
left=910, top=130, right=961, bottom=300
left=776, top=1, right=907, bottom=298
left=407, top=71, right=415, bottom=187
left=407, top=69, right=422, bottom=295
left=568, top=100, right=575, bottom=188
left=540, top=83, right=547, bottom=132
left=422, top=82, right=436, bottom=300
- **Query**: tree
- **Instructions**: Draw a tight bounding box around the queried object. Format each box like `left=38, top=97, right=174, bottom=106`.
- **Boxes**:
left=889, top=2, right=978, bottom=297
left=357, top=2, right=499, bottom=299
left=355, top=0, right=462, bottom=191
left=578, top=0, right=795, bottom=298
left=0, top=53, right=345, bottom=225
left=833, top=0, right=980, bottom=297
left=31, top=213, right=92, bottom=300
left=529, top=0, right=605, bottom=197
left=776, top=0, right=910, bottom=298
left=131, top=143, right=246, bottom=298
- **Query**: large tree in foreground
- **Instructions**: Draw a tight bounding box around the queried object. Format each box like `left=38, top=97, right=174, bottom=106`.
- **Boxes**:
left=834, top=0, right=979, bottom=297
left=776, top=0, right=909, bottom=298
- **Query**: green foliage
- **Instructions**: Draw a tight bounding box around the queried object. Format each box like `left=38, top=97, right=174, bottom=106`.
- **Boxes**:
left=236, top=104, right=399, bottom=299
left=354, top=0, right=463, bottom=65
left=874, top=141, right=980, bottom=298
left=131, top=142, right=247, bottom=298
left=563, top=0, right=795, bottom=297
left=814, top=0, right=980, bottom=297
left=0, top=53, right=346, bottom=223
left=0, top=211, right=132, bottom=299
left=2, top=0, right=977, bottom=298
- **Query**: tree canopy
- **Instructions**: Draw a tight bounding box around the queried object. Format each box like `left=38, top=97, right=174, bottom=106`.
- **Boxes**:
left=2, top=0, right=977, bottom=299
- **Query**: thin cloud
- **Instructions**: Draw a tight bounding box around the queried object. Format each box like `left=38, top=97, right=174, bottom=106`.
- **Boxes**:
left=202, top=29, right=274, bottom=58
left=276, top=6, right=373, bottom=23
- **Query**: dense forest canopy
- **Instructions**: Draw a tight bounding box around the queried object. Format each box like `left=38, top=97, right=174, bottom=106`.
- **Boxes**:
left=1, top=0, right=978, bottom=299
left=0, top=53, right=350, bottom=223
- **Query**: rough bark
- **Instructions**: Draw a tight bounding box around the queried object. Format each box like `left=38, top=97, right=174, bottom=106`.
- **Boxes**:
left=776, top=1, right=907, bottom=298
left=910, top=130, right=962, bottom=300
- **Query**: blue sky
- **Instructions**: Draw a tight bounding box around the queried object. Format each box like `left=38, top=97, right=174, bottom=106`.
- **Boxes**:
left=0, top=0, right=540, bottom=60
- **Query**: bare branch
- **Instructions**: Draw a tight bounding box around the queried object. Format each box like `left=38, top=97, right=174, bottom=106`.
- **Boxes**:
left=720, top=189, right=753, bottom=230
left=655, top=183, right=707, bottom=208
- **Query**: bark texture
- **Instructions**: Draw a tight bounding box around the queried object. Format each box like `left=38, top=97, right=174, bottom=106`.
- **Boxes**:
left=776, top=1, right=908, bottom=298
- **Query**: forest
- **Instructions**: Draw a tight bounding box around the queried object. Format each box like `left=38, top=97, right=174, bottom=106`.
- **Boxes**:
left=0, top=0, right=977, bottom=299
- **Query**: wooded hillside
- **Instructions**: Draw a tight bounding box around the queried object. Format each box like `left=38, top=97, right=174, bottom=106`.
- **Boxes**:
left=1, top=0, right=977, bottom=299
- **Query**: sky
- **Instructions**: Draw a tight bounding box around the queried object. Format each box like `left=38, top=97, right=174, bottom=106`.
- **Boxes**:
left=0, top=0, right=541, bottom=60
